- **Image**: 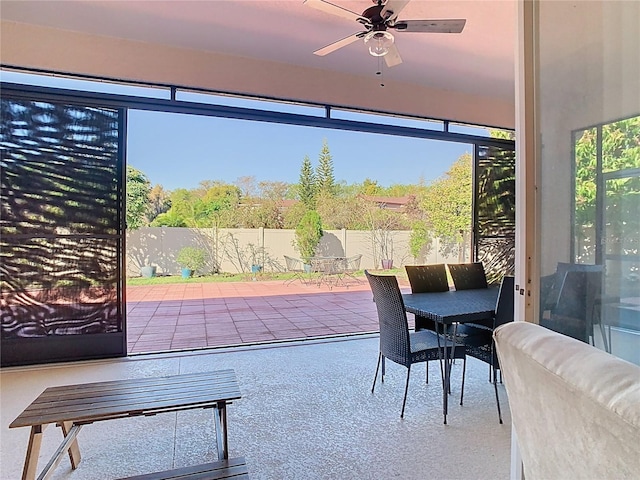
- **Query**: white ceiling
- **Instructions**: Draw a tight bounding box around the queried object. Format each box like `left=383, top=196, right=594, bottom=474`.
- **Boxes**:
left=0, top=0, right=516, bottom=102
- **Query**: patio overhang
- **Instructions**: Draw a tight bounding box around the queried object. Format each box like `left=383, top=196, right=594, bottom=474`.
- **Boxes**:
left=0, top=0, right=516, bottom=128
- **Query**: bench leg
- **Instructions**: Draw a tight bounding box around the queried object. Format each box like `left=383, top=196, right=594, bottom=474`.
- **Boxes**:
left=36, top=423, right=83, bottom=480
left=213, top=401, right=229, bottom=460
left=59, top=421, right=82, bottom=469
left=22, top=425, right=44, bottom=480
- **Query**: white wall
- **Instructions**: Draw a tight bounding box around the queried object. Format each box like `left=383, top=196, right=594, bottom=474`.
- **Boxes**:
left=126, top=227, right=464, bottom=277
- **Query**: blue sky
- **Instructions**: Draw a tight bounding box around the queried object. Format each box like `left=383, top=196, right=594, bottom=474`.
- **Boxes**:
left=127, top=109, right=473, bottom=191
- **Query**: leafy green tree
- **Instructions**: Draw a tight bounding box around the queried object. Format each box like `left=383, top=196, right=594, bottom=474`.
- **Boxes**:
left=149, top=183, right=240, bottom=228
left=420, top=153, right=472, bottom=245
left=294, top=210, right=323, bottom=262
left=236, top=201, right=283, bottom=228
left=316, top=191, right=366, bottom=229
left=162, top=189, right=197, bottom=226
left=283, top=200, right=308, bottom=229
left=298, top=155, right=316, bottom=209
left=409, top=220, right=432, bottom=259
left=382, top=183, right=427, bottom=197
left=201, top=183, right=241, bottom=206
left=126, top=166, right=151, bottom=229
left=574, top=116, right=640, bottom=262
left=575, top=116, right=640, bottom=226
left=146, top=184, right=171, bottom=224
left=489, top=129, right=516, bottom=140
left=316, top=139, right=336, bottom=197
left=151, top=209, right=186, bottom=227
left=199, top=184, right=241, bottom=227
left=360, top=178, right=381, bottom=196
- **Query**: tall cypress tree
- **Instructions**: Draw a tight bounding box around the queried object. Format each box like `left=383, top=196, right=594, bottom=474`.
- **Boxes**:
left=298, top=155, right=316, bottom=209
left=316, top=139, right=336, bottom=197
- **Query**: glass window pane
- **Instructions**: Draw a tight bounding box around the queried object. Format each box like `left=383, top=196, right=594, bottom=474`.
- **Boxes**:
left=602, top=116, right=640, bottom=173
left=573, top=127, right=597, bottom=263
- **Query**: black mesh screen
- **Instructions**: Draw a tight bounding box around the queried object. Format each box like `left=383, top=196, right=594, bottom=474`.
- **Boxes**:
left=475, top=145, right=516, bottom=284
left=1, top=98, right=123, bottom=340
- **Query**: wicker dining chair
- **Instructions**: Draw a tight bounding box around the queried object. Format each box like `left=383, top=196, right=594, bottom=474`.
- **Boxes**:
left=447, top=262, right=489, bottom=290
left=405, top=264, right=450, bottom=333
left=365, top=270, right=466, bottom=418
left=455, top=275, right=514, bottom=423
left=539, top=263, right=606, bottom=349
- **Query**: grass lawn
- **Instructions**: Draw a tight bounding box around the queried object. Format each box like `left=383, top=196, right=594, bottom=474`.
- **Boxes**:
left=126, top=269, right=404, bottom=286
left=126, top=271, right=295, bottom=286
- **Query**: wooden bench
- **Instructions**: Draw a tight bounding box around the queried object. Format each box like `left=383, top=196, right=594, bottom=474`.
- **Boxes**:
left=119, top=457, right=249, bottom=479
left=10, top=370, right=241, bottom=480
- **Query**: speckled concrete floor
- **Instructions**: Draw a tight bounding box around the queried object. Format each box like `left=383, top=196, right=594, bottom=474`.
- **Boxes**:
left=1, top=336, right=511, bottom=480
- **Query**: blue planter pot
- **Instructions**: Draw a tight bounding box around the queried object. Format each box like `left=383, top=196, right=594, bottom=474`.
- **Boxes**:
left=181, top=268, right=193, bottom=278
left=251, top=265, right=263, bottom=274
left=140, top=266, right=156, bottom=278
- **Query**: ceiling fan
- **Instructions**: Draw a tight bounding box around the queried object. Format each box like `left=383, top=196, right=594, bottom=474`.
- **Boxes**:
left=304, top=0, right=466, bottom=68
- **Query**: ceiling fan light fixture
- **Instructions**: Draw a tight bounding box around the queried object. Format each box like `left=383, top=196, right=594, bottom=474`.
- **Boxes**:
left=364, top=30, right=394, bottom=57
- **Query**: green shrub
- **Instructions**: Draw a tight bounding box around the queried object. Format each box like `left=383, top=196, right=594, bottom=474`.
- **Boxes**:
left=176, top=246, right=207, bottom=272
left=294, top=210, right=323, bottom=262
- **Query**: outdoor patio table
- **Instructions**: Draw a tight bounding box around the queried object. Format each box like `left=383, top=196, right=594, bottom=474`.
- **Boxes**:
left=9, top=369, right=241, bottom=480
left=310, top=256, right=347, bottom=288
left=402, top=288, right=498, bottom=424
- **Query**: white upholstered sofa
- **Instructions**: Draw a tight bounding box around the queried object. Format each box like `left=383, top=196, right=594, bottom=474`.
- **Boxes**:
left=493, top=321, right=640, bottom=479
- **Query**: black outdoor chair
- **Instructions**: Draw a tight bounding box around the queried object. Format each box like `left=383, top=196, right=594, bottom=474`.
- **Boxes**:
left=539, top=262, right=602, bottom=313
left=405, top=264, right=450, bottom=333
left=540, top=266, right=604, bottom=347
left=455, top=275, right=514, bottom=424
left=365, top=270, right=466, bottom=418
left=448, top=262, right=489, bottom=291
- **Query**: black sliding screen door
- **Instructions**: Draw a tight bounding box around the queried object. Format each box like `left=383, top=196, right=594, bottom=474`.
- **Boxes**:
left=1, top=92, right=126, bottom=366
left=474, top=144, right=516, bottom=285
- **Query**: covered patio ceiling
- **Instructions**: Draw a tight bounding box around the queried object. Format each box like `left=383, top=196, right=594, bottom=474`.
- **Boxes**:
left=0, top=0, right=516, bottom=128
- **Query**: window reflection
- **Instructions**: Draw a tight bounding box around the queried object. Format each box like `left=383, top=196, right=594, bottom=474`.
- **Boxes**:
left=567, top=115, right=640, bottom=362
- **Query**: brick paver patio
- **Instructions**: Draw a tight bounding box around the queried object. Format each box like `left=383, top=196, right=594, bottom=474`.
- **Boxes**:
left=126, top=277, right=411, bottom=354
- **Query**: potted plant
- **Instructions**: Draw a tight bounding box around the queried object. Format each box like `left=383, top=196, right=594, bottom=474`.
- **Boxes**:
left=294, top=210, right=323, bottom=268
left=247, top=243, right=264, bottom=274
left=176, top=246, right=206, bottom=278
left=378, top=230, right=395, bottom=269
left=140, top=265, right=157, bottom=278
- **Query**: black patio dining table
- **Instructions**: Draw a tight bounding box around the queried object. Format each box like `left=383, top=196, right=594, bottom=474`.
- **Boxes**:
left=402, top=288, right=499, bottom=423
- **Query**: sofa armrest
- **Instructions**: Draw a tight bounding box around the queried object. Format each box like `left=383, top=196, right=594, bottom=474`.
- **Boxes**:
left=493, top=322, right=640, bottom=479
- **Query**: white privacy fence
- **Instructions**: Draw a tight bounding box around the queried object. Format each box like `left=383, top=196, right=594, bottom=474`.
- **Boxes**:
left=126, top=227, right=467, bottom=277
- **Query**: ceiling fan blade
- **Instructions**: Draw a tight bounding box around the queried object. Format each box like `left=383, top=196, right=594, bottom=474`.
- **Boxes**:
left=384, top=43, right=403, bottom=68
left=313, top=32, right=364, bottom=56
left=303, top=0, right=368, bottom=24
left=381, top=0, right=411, bottom=22
left=393, top=19, right=466, bottom=33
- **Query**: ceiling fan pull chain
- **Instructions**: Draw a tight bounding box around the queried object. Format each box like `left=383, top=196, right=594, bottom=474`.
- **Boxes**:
left=376, top=56, right=385, bottom=87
